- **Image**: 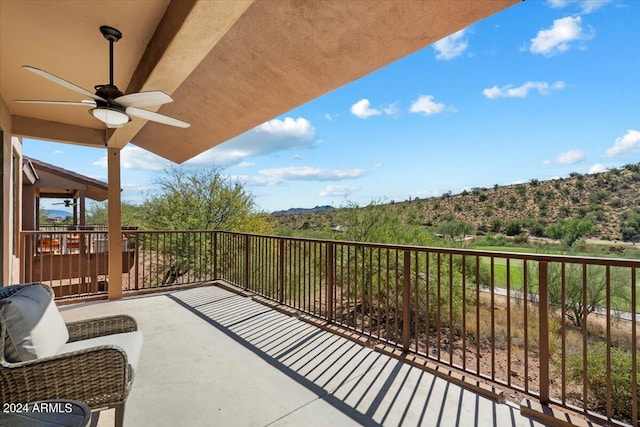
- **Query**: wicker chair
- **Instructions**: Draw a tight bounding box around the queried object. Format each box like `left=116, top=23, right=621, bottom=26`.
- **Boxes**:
left=0, top=284, right=142, bottom=427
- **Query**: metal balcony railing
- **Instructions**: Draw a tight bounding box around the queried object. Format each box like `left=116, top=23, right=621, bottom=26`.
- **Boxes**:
left=19, top=229, right=639, bottom=426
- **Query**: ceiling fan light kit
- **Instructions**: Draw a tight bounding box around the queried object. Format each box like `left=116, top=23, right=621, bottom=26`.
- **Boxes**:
left=14, top=26, right=190, bottom=129
left=89, top=106, right=130, bottom=128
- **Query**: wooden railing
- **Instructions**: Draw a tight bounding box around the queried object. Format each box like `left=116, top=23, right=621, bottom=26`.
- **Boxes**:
left=19, top=229, right=639, bottom=425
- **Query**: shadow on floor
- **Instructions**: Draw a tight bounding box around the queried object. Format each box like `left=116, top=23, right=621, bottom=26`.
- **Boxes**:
left=167, top=286, right=539, bottom=427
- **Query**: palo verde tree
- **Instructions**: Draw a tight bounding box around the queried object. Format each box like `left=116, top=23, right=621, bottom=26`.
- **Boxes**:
left=143, top=166, right=270, bottom=232
left=141, top=166, right=272, bottom=284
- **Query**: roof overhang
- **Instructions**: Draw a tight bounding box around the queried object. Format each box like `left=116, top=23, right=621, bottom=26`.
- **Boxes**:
left=1, top=0, right=519, bottom=163
left=25, top=157, right=109, bottom=201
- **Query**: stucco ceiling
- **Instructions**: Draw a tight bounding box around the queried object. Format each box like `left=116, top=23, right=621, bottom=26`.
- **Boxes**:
left=1, top=0, right=519, bottom=164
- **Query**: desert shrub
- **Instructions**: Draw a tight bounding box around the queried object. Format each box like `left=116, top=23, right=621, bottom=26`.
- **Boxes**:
left=589, top=191, right=609, bottom=204
left=620, top=208, right=640, bottom=242
left=505, top=221, right=522, bottom=236
left=609, top=198, right=622, bottom=208
left=512, top=232, right=529, bottom=244
left=525, top=218, right=545, bottom=237
left=565, top=343, right=639, bottom=423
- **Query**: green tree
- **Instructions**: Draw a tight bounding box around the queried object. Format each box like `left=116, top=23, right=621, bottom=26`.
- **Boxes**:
left=546, top=262, right=628, bottom=328
left=86, top=201, right=146, bottom=228
left=141, top=166, right=272, bottom=285
left=439, top=220, right=474, bottom=244
left=338, top=199, right=403, bottom=244
left=544, top=217, right=594, bottom=247
left=143, top=166, right=271, bottom=232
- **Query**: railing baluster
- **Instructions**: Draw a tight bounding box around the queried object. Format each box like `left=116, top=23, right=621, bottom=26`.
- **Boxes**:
left=403, top=249, right=411, bottom=352
left=538, top=260, right=550, bottom=404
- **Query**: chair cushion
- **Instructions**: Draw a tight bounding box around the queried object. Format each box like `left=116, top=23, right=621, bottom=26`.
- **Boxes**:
left=56, top=331, right=143, bottom=381
left=0, top=284, right=69, bottom=363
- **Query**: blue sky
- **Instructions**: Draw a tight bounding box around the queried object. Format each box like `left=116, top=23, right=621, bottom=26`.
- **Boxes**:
left=24, top=0, right=640, bottom=213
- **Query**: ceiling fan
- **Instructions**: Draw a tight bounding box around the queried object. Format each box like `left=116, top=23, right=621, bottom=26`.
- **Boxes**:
left=53, top=200, right=78, bottom=208
left=14, top=26, right=190, bottom=129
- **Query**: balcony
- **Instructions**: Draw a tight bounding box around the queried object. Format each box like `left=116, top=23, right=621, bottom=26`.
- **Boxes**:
left=20, top=230, right=640, bottom=426
left=61, top=284, right=545, bottom=426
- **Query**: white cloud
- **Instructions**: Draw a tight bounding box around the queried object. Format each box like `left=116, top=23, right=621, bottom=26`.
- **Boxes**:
left=530, top=16, right=593, bottom=56
left=588, top=164, right=608, bottom=174
left=383, top=103, right=401, bottom=117
left=324, top=113, right=339, bottom=121
left=433, top=29, right=469, bottom=60
left=236, top=161, right=255, bottom=168
left=351, top=99, right=400, bottom=119
left=546, top=0, right=612, bottom=14
left=93, top=145, right=168, bottom=171
left=319, top=185, right=360, bottom=197
left=186, top=117, right=315, bottom=166
left=580, top=0, right=611, bottom=13
left=233, top=166, right=366, bottom=187
left=547, top=0, right=571, bottom=8
left=409, top=95, right=453, bottom=116
left=53, top=150, right=63, bottom=155
left=258, top=166, right=365, bottom=182
left=351, top=99, right=381, bottom=119
left=543, top=149, right=584, bottom=165
left=603, top=129, right=640, bottom=157
left=483, top=81, right=565, bottom=99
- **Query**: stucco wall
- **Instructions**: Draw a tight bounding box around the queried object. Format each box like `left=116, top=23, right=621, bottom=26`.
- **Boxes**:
left=1, top=93, right=21, bottom=285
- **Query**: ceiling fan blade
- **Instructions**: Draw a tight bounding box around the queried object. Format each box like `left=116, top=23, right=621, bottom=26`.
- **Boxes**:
left=115, top=91, right=173, bottom=108
left=127, top=107, right=190, bottom=128
left=23, top=66, right=106, bottom=102
left=14, top=99, right=96, bottom=107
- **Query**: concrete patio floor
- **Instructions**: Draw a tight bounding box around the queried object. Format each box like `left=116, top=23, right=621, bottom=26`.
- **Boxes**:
left=59, top=284, right=545, bottom=427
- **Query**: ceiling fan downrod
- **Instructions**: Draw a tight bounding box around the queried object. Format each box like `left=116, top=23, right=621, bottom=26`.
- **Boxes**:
left=99, top=26, right=122, bottom=88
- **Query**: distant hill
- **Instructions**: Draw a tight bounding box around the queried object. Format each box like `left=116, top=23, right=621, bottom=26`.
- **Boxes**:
left=43, top=209, right=72, bottom=219
left=272, top=164, right=640, bottom=241
left=272, top=205, right=334, bottom=215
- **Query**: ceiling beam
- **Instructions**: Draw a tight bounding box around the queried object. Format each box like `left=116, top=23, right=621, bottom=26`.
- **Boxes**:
left=11, top=115, right=106, bottom=148
left=107, top=0, right=255, bottom=149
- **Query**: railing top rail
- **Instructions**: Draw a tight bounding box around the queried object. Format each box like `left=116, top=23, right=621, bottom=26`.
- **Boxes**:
left=21, top=229, right=639, bottom=267
left=21, top=230, right=109, bottom=236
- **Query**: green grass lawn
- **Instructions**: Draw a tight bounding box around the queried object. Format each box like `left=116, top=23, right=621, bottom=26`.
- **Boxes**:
left=469, top=251, right=640, bottom=313
left=473, top=245, right=537, bottom=254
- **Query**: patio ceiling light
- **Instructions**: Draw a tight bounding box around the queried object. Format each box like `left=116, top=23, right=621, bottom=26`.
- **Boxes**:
left=89, top=106, right=130, bottom=128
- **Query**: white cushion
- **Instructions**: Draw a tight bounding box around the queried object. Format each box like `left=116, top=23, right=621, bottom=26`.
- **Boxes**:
left=0, top=284, right=69, bottom=363
left=56, top=331, right=143, bottom=380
